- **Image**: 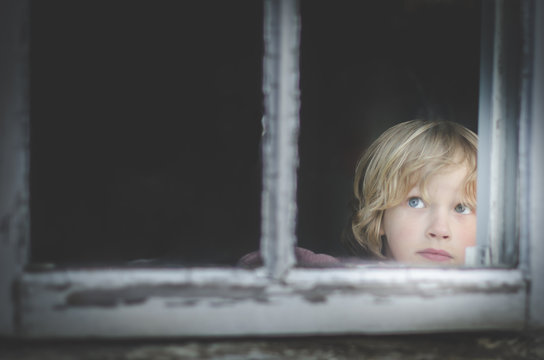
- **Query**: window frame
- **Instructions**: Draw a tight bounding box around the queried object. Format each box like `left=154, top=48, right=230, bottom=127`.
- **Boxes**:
left=18, top=268, right=525, bottom=337
left=1, top=0, right=543, bottom=338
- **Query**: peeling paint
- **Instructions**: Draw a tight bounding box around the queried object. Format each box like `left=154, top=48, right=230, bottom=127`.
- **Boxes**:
left=44, top=280, right=525, bottom=310
left=295, top=285, right=357, bottom=303
left=17, top=269, right=527, bottom=337
left=60, top=284, right=269, bottom=309
left=260, top=0, right=300, bottom=279
left=293, top=281, right=524, bottom=304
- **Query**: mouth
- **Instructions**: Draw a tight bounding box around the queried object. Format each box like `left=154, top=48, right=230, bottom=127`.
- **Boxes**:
left=417, top=248, right=453, bottom=262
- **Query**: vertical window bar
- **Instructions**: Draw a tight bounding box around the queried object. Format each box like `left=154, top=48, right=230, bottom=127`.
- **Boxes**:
left=477, top=0, right=521, bottom=266
left=261, top=0, right=300, bottom=279
left=527, top=0, right=544, bottom=328
left=474, top=0, right=495, bottom=266
left=518, top=0, right=536, bottom=274
left=0, top=0, right=30, bottom=335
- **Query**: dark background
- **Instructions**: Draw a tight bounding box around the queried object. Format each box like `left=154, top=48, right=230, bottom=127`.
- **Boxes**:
left=30, top=1, right=264, bottom=266
left=30, top=0, right=480, bottom=266
left=297, top=0, right=480, bottom=257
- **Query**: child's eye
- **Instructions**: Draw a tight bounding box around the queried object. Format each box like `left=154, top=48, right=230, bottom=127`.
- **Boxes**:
left=454, top=204, right=472, bottom=214
left=407, top=197, right=425, bottom=208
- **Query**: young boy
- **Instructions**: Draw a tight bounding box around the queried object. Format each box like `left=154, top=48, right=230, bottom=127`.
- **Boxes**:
left=350, top=119, right=478, bottom=265
left=239, top=119, right=477, bottom=268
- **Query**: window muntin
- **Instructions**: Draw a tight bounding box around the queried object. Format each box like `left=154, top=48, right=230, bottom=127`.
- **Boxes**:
left=26, top=1, right=519, bottom=270
left=476, top=0, right=523, bottom=267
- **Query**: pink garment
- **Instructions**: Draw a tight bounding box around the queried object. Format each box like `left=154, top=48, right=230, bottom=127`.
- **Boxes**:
left=237, top=247, right=343, bottom=269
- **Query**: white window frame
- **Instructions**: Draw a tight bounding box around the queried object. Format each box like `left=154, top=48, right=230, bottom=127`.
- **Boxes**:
left=1, top=0, right=543, bottom=338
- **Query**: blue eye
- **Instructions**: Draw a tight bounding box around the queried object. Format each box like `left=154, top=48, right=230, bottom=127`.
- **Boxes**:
left=407, top=197, right=424, bottom=208
left=454, top=204, right=472, bottom=214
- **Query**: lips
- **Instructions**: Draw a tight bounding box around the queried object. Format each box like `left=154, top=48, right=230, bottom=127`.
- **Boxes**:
left=417, top=248, right=453, bottom=262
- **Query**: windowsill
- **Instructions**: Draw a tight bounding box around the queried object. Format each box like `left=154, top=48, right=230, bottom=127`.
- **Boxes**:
left=17, top=267, right=527, bottom=338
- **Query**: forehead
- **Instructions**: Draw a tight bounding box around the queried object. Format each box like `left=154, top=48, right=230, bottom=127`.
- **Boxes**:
left=412, top=164, right=471, bottom=200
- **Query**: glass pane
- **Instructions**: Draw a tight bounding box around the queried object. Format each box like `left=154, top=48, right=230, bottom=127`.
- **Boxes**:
left=298, top=0, right=480, bottom=266
left=30, top=0, right=263, bottom=267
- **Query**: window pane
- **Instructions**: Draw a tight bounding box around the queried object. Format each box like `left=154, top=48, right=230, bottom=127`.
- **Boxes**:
left=298, top=0, right=480, bottom=261
left=30, top=0, right=263, bottom=267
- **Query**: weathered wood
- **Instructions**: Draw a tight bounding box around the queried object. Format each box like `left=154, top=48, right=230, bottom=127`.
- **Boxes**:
left=477, top=0, right=523, bottom=266
left=18, top=268, right=525, bottom=338
left=0, top=0, right=30, bottom=336
left=527, top=0, right=544, bottom=329
left=261, top=0, right=300, bottom=279
left=2, top=0, right=542, bottom=341
left=2, top=332, right=544, bottom=360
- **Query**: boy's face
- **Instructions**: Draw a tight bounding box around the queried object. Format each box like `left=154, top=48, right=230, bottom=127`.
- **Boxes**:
left=380, top=164, right=476, bottom=265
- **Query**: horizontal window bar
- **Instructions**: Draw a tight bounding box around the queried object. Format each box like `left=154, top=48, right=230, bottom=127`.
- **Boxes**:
left=18, top=268, right=526, bottom=337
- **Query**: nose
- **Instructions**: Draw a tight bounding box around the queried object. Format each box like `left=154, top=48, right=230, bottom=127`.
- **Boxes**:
left=427, top=209, right=451, bottom=240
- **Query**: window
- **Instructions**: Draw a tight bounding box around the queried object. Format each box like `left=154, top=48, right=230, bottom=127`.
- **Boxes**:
left=29, top=1, right=263, bottom=267
left=297, top=1, right=480, bottom=258
left=1, top=0, right=543, bottom=338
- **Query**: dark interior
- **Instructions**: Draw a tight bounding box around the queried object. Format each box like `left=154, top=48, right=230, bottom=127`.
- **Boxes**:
left=297, top=0, right=480, bottom=257
left=30, top=0, right=264, bottom=266
left=30, top=0, right=480, bottom=267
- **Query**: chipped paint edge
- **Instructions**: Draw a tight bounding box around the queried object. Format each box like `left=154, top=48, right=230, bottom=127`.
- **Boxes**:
left=18, top=267, right=526, bottom=337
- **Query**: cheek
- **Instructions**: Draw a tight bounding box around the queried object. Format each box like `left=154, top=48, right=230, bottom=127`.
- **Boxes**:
left=464, top=219, right=478, bottom=245
left=381, top=210, right=420, bottom=257
left=383, top=209, right=418, bottom=240
left=455, top=215, right=477, bottom=247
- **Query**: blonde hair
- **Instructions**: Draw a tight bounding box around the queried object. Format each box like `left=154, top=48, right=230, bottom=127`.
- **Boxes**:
left=351, top=120, right=478, bottom=259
